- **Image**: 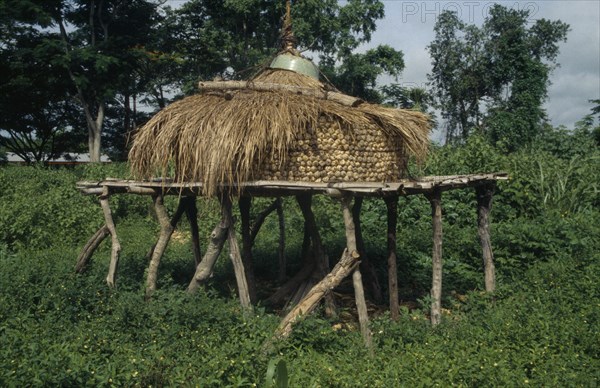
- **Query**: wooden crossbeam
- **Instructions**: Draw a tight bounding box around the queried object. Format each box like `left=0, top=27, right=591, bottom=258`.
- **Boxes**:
left=77, top=173, right=508, bottom=198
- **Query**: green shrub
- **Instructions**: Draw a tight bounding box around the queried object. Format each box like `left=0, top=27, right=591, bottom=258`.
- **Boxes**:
left=0, top=140, right=598, bottom=385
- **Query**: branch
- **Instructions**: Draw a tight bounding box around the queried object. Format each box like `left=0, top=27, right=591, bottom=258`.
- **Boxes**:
left=249, top=199, right=280, bottom=245
left=198, top=81, right=364, bottom=107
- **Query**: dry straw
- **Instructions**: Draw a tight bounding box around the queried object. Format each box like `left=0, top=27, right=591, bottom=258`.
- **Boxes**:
left=129, top=70, right=430, bottom=196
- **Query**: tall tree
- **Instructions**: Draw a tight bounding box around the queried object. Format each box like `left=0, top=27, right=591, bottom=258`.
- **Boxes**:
left=1, top=0, right=163, bottom=162
left=427, top=4, right=569, bottom=149
left=160, top=0, right=401, bottom=100
left=1, top=0, right=403, bottom=159
left=0, top=39, right=85, bottom=162
left=0, top=1, right=85, bottom=162
left=321, top=44, right=404, bottom=102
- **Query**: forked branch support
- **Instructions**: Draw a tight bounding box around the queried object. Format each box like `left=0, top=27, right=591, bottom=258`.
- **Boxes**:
left=76, top=176, right=502, bottom=347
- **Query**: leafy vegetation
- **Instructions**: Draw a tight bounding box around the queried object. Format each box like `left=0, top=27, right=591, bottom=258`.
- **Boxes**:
left=1, top=0, right=403, bottom=161
left=428, top=5, right=569, bottom=149
left=0, top=2, right=598, bottom=386
left=1, top=130, right=598, bottom=385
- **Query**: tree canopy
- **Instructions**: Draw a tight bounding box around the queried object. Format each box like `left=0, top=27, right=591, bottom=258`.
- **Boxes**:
left=1, top=0, right=405, bottom=161
left=427, top=4, right=569, bottom=149
left=1, top=1, right=586, bottom=160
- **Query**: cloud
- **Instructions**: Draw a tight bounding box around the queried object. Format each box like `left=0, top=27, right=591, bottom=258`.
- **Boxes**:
left=361, top=1, right=600, bottom=128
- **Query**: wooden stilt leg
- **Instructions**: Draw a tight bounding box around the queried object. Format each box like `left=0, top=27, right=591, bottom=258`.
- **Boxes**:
left=239, top=196, right=257, bottom=303
left=426, top=189, right=443, bottom=326
left=476, top=184, right=496, bottom=292
left=353, top=197, right=383, bottom=304
left=276, top=198, right=286, bottom=284
left=187, top=215, right=229, bottom=293
left=144, top=197, right=188, bottom=262
left=384, top=196, right=399, bottom=321
left=341, top=196, right=373, bottom=350
left=222, top=196, right=252, bottom=310
left=264, top=258, right=315, bottom=306
left=265, top=209, right=312, bottom=306
left=274, top=248, right=359, bottom=340
left=300, top=218, right=310, bottom=264
left=249, top=199, right=280, bottom=245
left=185, top=197, right=202, bottom=267
left=297, top=195, right=336, bottom=317
left=76, top=224, right=109, bottom=273
left=100, top=187, right=121, bottom=288
left=145, top=194, right=179, bottom=298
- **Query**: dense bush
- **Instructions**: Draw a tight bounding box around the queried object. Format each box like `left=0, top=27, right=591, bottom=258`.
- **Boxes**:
left=0, top=134, right=598, bottom=385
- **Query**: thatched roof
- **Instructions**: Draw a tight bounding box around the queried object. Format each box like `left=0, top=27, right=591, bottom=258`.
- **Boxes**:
left=129, top=66, right=431, bottom=196
left=129, top=66, right=430, bottom=196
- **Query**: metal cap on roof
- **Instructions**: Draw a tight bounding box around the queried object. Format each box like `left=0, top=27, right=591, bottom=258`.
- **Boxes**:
left=269, top=53, right=319, bottom=80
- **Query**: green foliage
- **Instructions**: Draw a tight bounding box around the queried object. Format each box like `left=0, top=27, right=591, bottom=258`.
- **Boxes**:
left=0, top=20, right=85, bottom=162
left=265, top=359, right=288, bottom=388
left=428, top=4, right=569, bottom=148
left=1, top=134, right=599, bottom=386
left=1, top=0, right=400, bottom=158
left=322, top=44, right=405, bottom=102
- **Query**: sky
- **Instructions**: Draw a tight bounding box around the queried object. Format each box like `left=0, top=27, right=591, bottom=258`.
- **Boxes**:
left=358, top=0, right=600, bottom=129
left=161, top=0, right=599, bottom=129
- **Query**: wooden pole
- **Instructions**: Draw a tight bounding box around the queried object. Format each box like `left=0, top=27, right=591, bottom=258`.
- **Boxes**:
left=248, top=198, right=280, bottom=245
left=198, top=80, right=364, bottom=107
left=352, top=197, right=383, bottom=304
left=265, top=211, right=314, bottom=306
left=476, top=184, right=496, bottom=292
left=239, top=196, right=257, bottom=303
left=340, top=196, right=373, bottom=350
left=99, top=187, right=121, bottom=288
left=276, top=198, right=286, bottom=284
left=222, top=196, right=252, bottom=310
left=426, top=189, right=443, bottom=326
left=184, top=197, right=202, bottom=267
left=75, top=224, right=109, bottom=273
left=297, top=195, right=336, bottom=317
left=145, top=194, right=179, bottom=298
left=143, top=197, right=188, bottom=265
left=264, top=259, right=315, bottom=306
left=187, top=215, right=229, bottom=293
left=274, top=248, right=359, bottom=340
left=384, top=196, right=399, bottom=321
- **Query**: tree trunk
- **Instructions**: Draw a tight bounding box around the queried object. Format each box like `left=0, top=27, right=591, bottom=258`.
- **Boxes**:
left=56, top=17, right=105, bottom=163
left=185, top=197, right=202, bottom=267
left=276, top=198, right=286, bottom=284
left=222, top=197, right=252, bottom=310
left=239, top=196, right=257, bottom=303
left=426, top=189, right=443, bottom=326
left=274, top=248, right=359, bottom=340
left=91, top=104, right=103, bottom=162
left=145, top=194, right=176, bottom=298
left=341, top=196, right=373, bottom=350
left=384, top=196, right=400, bottom=321
left=75, top=224, right=110, bottom=273
left=187, top=215, right=229, bottom=293
left=99, top=187, right=121, bottom=287
left=476, top=184, right=496, bottom=292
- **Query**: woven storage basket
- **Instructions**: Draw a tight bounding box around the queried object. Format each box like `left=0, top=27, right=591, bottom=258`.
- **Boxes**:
left=256, top=114, right=406, bottom=182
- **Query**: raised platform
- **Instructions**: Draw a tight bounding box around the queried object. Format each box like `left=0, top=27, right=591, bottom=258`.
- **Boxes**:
left=75, top=172, right=507, bottom=348
left=77, top=172, right=508, bottom=197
